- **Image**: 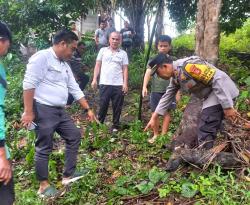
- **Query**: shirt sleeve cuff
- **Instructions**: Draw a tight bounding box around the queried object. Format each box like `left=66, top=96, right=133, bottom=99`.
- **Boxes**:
left=221, top=101, right=233, bottom=109
left=73, top=92, right=85, bottom=101
left=23, top=81, right=37, bottom=90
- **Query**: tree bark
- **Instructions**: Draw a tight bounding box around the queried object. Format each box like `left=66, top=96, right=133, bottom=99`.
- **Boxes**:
left=195, top=0, right=223, bottom=65
left=166, top=0, right=224, bottom=169
left=127, top=2, right=145, bottom=49
left=155, top=2, right=164, bottom=41
left=170, top=0, right=223, bottom=151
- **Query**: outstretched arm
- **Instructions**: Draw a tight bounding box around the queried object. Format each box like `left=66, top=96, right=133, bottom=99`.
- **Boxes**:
left=142, top=69, right=151, bottom=97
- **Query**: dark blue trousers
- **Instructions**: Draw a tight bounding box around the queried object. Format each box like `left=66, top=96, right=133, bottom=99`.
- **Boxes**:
left=198, top=104, right=224, bottom=149
left=34, top=102, right=81, bottom=181
left=98, top=85, right=124, bottom=128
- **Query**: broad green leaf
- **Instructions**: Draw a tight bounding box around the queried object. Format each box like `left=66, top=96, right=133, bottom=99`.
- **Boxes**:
left=181, top=182, right=198, bottom=198
left=136, top=181, right=154, bottom=194
left=158, top=188, right=171, bottom=198
left=115, top=187, right=131, bottom=196
left=244, top=76, right=250, bottom=86
left=148, top=167, right=168, bottom=184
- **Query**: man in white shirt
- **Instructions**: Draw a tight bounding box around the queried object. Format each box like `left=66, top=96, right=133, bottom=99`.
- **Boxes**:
left=91, top=32, right=128, bottom=132
left=21, top=29, right=96, bottom=197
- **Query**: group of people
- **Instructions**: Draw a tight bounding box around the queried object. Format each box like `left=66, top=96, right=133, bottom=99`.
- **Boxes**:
left=0, top=18, right=241, bottom=203
left=95, top=19, right=135, bottom=57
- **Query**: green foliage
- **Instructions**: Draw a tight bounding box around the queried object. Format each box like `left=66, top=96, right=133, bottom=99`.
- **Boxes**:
left=172, top=33, right=195, bottom=51
left=0, top=0, right=95, bottom=43
left=3, top=53, right=25, bottom=121
left=2, top=18, right=249, bottom=204
left=181, top=182, right=198, bottom=198
left=167, top=0, right=249, bottom=34
left=128, top=51, right=146, bottom=89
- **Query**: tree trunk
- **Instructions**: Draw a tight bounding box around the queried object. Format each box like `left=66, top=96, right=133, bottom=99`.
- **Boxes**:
left=195, top=0, right=223, bottom=65
left=167, top=0, right=224, bottom=169
left=128, top=10, right=145, bottom=49
left=170, top=0, right=223, bottom=151
left=146, top=14, right=152, bottom=43
left=155, top=3, right=164, bottom=41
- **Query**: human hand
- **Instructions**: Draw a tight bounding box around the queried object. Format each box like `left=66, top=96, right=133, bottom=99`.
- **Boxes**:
left=86, top=110, right=98, bottom=123
left=91, top=80, right=98, bottom=90
left=144, top=112, right=158, bottom=132
left=0, top=150, right=12, bottom=185
left=175, top=91, right=181, bottom=103
left=21, top=111, right=35, bottom=129
left=223, top=108, right=239, bottom=122
left=122, top=84, right=128, bottom=94
left=142, top=87, right=148, bottom=98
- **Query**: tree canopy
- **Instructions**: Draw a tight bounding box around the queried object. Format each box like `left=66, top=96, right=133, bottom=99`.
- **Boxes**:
left=167, top=0, right=250, bottom=34
left=0, top=0, right=94, bottom=43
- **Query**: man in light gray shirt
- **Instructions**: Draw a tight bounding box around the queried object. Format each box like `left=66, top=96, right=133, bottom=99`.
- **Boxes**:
left=145, top=53, right=239, bottom=149
left=21, top=30, right=96, bottom=198
left=95, top=20, right=108, bottom=51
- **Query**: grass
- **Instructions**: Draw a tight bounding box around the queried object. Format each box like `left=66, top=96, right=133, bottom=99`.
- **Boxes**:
left=11, top=92, right=250, bottom=205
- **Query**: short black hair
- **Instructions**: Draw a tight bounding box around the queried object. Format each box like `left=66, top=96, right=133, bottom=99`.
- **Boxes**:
left=77, top=42, right=85, bottom=47
left=53, top=29, right=78, bottom=45
left=0, top=21, right=12, bottom=43
left=100, top=20, right=106, bottom=24
left=155, top=35, right=172, bottom=47
left=149, top=53, right=173, bottom=75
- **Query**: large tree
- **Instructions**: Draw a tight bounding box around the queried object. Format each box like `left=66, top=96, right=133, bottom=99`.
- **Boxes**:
left=195, top=0, right=223, bottom=65
left=117, top=0, right=159, bottom=49
left=167, top=0, right=250, bottom=34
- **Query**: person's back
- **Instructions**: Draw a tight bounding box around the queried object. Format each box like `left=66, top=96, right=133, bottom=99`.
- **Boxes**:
left=142, top=35, right=180, bottom=143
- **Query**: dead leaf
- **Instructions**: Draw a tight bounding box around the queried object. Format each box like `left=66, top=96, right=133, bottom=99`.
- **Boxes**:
left=243, top=122, right=250, bottom=130
left=247, top=112, right=250, bottom=118
left=239, top=152, right=250, bottom=164
left=111, top=170, right=122, bottom=179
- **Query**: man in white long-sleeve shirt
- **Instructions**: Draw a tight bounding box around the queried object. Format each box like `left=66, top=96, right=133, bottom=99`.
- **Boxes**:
left=21, top=30, right=96, bottom=198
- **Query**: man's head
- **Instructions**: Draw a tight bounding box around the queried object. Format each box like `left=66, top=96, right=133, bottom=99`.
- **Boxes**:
left=77, top=42, right=85, bottom=55
left=124, top=21, right=129, bottom=28
left=149, top=53, right=174, bottom=80
left=100, top=20, right=106, bottom=30
left=53, top=29, right=78, bottom=60
left=70, top=22, right=77, bottom=30
left=109, top=32, right=121, bottom=49
left=0, top=21, right=12, bottom=56
left=108, top=18, right=114, bottom=27
left=155, top=35, right=172, bottom=55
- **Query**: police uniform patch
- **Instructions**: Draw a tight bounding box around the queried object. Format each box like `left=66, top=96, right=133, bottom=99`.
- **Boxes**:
left=184, top=63, right=215, bottom=84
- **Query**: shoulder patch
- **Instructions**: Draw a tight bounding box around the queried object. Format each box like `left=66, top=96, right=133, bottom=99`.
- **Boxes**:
left=184, top=63, right=215, bottom=84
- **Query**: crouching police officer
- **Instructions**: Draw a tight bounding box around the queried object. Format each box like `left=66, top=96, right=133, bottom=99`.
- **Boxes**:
left=144, top=53, right=239, bottom=149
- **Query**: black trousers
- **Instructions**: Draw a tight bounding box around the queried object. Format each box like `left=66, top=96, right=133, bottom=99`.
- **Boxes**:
left=34, top=102, right=81, bottom=181
left=98, top=85, right=124, bottom=128
left=0, top=176, right=15, bottom=205
left=198, top=104, right=224, bottom=149
left=67, top=74, right=89, bottom=105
